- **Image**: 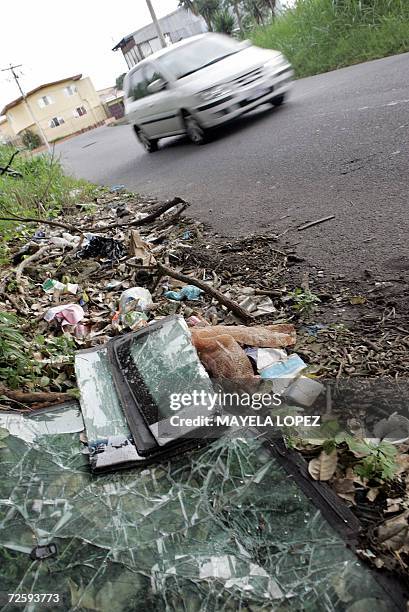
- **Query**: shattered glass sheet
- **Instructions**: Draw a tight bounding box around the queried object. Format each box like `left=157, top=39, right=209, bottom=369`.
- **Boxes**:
left=0, top=402, right=83, bottom=443
left=0, top=407, right=391, bottom=611
left=74, top=345, right=144, bottom=470
left=124, top=316, right=214, bottom=421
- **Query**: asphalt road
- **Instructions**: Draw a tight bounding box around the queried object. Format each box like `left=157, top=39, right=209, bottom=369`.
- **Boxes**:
left=56, top=52, right=409, bottom=280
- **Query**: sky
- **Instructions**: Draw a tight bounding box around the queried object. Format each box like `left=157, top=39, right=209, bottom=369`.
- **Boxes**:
left=0, top=0, right=179, bottom=112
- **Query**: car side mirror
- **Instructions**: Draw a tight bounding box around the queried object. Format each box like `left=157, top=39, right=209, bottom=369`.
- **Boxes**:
left=147, top=78, right=167, bottom=94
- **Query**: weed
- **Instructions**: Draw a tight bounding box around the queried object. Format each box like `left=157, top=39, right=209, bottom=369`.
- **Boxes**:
left=251, top=0, right=409, bottom=78
left=286, top=287, right=321, bottom=317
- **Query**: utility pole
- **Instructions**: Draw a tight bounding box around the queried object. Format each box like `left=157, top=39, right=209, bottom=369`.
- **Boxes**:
left=145, top=0, right=167, bottom=48
left=1, top=63, right=52, bottom=153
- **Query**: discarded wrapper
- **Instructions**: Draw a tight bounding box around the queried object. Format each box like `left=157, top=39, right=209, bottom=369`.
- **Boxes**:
left=44, top=303, right=84, bottom=326
left=164, top=285, right=204, bottom=301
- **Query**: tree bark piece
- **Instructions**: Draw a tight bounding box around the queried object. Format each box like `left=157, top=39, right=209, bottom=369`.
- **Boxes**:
left=157, top=262, right=254, bottom=324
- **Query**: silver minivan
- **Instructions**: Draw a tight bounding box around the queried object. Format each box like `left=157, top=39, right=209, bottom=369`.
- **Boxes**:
left=124, top=33, right=293, bottom=152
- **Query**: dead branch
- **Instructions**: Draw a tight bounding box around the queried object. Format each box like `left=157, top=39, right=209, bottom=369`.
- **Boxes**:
left=157, top=262, right=254, bottom=324
left=0, top=385, right=71, bottom=408
left=0, top=214, right=79, bottom=233
left=15, top=245, right=50, bottom=292
left=0, top=292, right=30, bottom=316
left=153, top=202, right=189, bottom=231
left=0, top=197, right=189, bottom=236
left=82, top=197, right=188, bottom=233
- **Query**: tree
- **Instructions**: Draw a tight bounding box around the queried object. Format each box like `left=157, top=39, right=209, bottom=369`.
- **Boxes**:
left=116, top=73, right=126, bottom=91
left=21, top=129, right=42, bottom=151
left=230, top=0, right=244, bottom=34
left=180, top=0, right=220, bottom=30
left=178, top=0, right=198, bottom=13
left=243, top=0, right=266, bottom=25
left=213, top=8, right=235, bottom=34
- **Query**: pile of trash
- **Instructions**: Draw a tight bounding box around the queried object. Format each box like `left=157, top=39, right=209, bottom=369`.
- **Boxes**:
left=0, top=190, right=316, bottom=409
left=2, top=187, right=409, bottom=586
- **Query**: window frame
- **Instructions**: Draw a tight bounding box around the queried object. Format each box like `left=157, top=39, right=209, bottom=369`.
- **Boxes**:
left=38, top=95, right=53, bottom=108
left=64, top=85, right=77, bottom=97
left=49, top=116, right=65, bottom=128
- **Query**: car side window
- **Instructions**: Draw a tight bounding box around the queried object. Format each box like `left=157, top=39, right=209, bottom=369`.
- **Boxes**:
left=127, top=68, right=146, bottom=102
left=143, top=63, right=165, bottom=96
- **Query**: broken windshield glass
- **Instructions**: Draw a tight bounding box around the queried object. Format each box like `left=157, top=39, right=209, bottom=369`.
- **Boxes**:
left=0, top=406, right=392, bottom=611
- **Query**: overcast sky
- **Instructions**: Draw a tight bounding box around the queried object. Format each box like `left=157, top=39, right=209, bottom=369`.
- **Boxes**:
left=0, top=0, right=179, bottom=112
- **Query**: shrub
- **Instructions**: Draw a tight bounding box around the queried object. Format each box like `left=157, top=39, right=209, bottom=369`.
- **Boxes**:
left=21, top=129, right=43, bottom=150
left=251, top=0, right=409, bottom=78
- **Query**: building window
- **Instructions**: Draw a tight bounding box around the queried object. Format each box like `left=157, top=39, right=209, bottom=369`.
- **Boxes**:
left=125, top=51, right=136, bottom=68
left=73, top=106, right=87, bottom=117
left=49, top=117, right=64, bottom=128
left=38, top=95, right=53, bottom=108
left=64, top=85, right=77, bottom=96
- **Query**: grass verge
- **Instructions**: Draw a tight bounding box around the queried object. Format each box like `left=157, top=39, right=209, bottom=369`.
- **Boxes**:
left=0, top=145, right=98, bottom=266
left=251, top=0, right=409, bottom=78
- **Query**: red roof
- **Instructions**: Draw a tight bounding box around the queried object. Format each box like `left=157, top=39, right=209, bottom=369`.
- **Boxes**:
left=1, top=74, right=82, bottom=115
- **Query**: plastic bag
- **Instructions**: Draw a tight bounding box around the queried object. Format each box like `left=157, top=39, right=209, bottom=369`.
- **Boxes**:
left=164, top=285, right=204, bottom=301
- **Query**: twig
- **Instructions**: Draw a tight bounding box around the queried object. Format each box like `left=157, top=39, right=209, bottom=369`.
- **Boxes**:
left=81, top=197, right=188, bottom=233
left=153, top=202, right=189, bottom=231
left=0, top=197, right=189, bottom=236
left=297, top=215, right=335, bottom=231
left=0, top=292, right=29, bottom=316
left=15, top=245, right=50, bottom=292
left=0, top=214, right=79, bottom=233
left=157, top=262, right=254, bottom=324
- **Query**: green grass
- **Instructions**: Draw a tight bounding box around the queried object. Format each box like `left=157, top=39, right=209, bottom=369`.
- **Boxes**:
left=251, top=0, right=409, bottom=78
left=0, top=145, right=99, bottom=265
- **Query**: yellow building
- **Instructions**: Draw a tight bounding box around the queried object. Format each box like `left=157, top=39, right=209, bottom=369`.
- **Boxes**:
left=0, top=116, right=15, bottom=144
left=0, top=74, right=107, bottom=144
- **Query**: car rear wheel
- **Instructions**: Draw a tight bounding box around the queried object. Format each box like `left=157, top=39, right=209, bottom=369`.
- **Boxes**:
left=135, top=127, right=158, bottom=153
left=271, top=94, right=286, bottom=107
left=184, top=113, right=207, bottom=145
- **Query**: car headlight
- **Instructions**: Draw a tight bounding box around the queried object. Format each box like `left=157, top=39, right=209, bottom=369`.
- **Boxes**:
left=199, top=85, right=231, bottom=101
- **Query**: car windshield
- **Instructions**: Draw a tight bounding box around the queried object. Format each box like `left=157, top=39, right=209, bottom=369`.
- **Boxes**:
left=156, top=35, right=243, bottom=80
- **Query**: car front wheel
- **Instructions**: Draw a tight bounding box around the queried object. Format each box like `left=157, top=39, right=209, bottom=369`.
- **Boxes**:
left=184, top=113, right=207, bottom=145
left=135, top=127, right=158, bottom=153
left=271, top=94, right=286, bottom=107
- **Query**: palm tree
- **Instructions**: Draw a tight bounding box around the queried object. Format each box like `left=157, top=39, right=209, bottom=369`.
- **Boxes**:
left=178, top=0, right=199, bottom=14
left=179, top=0, right=221, bottom=30
left=230, top=0, right=244, bottom=34
left=213, top=8, right=235, bottom=34
left=243, top=0, right=266, bottom=25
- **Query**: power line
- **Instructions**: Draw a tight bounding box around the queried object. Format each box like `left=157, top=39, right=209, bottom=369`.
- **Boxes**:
left=1, top=63, right=51, bottom=153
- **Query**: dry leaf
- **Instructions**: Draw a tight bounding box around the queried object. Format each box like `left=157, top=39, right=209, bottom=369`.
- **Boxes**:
left=333, top=477, right=356, bottom=504
left=377, top=511, right=409, bottom=552
left=308, top=449, right=338, bottom=481
left=366, top=488, right=379, bottom=502
left=395, top=453, right=409, bottom=475
left=385, top=498, right=403, bottom=513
